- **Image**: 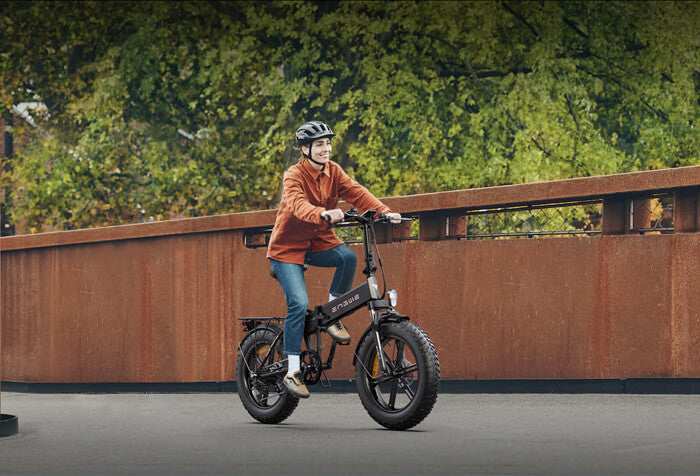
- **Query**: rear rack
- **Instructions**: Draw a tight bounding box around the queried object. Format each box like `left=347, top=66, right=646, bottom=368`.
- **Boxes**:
left=238, top=317, right=285, bottom=332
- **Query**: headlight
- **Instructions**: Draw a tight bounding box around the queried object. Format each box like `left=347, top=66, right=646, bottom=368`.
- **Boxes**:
left=388, top=289, right=398, bottom=307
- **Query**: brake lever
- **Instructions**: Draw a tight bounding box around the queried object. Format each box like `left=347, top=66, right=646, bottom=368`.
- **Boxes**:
left=344, top=208, right=359, bottom=220
left=324, top=209, right=358, bottom=227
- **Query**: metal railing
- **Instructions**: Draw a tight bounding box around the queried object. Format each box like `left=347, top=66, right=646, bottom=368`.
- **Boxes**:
left=242, top=192, right=680, bottom=248
left=1, top=166, right=696, bottom=253
left=445, top=200, right=603, bottom=240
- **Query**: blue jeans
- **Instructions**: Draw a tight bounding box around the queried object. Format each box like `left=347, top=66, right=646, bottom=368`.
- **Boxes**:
left=270, top=245, right=357, bottom=356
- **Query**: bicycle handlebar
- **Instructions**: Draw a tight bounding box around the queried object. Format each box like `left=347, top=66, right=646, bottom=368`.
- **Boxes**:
left=325, top=208, right=415, bottom=227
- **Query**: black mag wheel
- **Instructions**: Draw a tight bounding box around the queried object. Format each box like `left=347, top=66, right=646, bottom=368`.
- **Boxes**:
left=355, top=320, right=440, bottom=430
left=236, top=326, right=299, bottom=424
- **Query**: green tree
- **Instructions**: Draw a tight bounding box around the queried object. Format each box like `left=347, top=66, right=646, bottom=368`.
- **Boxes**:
left=1, top=1, right=697, bottom=233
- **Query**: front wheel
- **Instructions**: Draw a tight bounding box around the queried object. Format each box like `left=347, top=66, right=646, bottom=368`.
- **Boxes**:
left=355, top=320, right=440, bottom=430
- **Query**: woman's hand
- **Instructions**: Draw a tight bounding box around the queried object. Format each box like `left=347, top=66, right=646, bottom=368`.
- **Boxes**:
left=386, top=212, right=402, bottom=224
left=321, top=208, right=345, bottom=223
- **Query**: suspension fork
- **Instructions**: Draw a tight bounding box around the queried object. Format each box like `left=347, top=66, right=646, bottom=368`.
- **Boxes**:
left=370, top=307, right=389, bottom=372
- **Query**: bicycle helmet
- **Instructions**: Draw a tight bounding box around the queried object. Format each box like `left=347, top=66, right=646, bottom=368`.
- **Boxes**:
left=295, top=121, right=336, bottom=147
left=295, top=121, right=336, bottom=166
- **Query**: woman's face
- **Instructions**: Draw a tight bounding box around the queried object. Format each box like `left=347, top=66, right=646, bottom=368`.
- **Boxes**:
left=303, top=138, right=332, bottom=165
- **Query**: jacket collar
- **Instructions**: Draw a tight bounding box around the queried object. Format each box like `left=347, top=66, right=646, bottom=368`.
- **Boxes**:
left=301, top=157, right=330, bottom=180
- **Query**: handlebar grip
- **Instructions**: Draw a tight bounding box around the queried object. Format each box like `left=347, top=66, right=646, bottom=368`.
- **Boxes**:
left=374, top=213, right=415, bottom=223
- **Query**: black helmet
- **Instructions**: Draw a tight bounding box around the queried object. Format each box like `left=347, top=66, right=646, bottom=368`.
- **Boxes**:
left=295, top=121, right=336, bottom=147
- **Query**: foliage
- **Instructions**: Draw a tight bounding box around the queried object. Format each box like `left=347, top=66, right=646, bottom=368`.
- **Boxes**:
left=0, top=1, right=697, bottom=232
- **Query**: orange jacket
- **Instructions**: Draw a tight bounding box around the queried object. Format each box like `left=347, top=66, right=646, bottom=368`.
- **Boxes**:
left=266, top=159, right=391, bottom=264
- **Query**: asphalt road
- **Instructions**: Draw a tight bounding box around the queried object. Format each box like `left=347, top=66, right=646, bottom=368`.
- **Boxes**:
left=0, top=392, right=699, bottom=475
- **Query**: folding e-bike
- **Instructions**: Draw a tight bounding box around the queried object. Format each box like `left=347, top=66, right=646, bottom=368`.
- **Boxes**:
left=236, top=209, right=440, bottom=430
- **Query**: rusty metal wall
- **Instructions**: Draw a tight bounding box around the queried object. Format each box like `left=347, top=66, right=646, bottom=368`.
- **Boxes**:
left=1, top=232, right=698, bottom=382
left=1, top=167, right=699, bottom=383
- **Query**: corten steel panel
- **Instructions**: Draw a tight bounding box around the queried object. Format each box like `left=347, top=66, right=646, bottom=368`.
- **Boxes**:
left=2, top=233, right=699, bottom=382
left=602, top=197, right=630, bottom=235
left=671, top=234, right=700, bottom=376
left=401, top=239, right=601, bottom=379
left=675, top=188, right=699, bottom=233
left=1, top=249, right=51, bottom=381
left=598, top=236, right=674, bottom=378
left=1, top=232, right=699, bottom=383
left=2, top=232, right=244, bottom=383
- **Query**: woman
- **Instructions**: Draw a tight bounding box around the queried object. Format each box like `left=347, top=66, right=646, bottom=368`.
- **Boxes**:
left=266, top=121, right=401, bottom=398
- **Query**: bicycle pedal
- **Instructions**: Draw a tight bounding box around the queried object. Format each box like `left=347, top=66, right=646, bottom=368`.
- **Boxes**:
left=320, top=370, right=331, bottom=388
left=335, top=340, right=350, bottom=346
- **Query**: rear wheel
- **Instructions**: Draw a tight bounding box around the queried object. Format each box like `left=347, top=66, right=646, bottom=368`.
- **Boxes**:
left=355, top=320, right=440, bottom=430
left=237, top=326, right=298, bottom=424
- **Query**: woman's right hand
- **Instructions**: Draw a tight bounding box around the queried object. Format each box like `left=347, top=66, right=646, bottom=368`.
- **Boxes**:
left=321, top=208, right=344, bottom=223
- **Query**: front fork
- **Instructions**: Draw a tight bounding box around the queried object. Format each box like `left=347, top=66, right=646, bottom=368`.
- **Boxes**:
left=366, top=275, right=390, bottom=372
left=370, top=308, right=390, bottom=374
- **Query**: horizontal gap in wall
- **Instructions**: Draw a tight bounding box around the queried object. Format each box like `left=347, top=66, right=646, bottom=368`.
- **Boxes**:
left=3, top=379, right=698, bottom=395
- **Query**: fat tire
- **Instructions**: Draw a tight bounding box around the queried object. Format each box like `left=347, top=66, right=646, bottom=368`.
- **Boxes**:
left=237, top=326, right=299, bottom=424
left=355, top=320, right=440, bottom=430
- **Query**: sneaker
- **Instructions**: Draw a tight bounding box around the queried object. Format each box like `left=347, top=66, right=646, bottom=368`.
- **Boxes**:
left=283, top=371, right=309, bottom=399
left=327, top=321, right=351, bottom=344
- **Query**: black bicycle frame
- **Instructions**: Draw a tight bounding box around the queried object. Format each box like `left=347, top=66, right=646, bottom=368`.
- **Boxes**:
left=309, top=212, right=396, bottom=370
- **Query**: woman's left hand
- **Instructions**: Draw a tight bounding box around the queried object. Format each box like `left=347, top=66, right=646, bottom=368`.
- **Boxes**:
left=386, top=212, right=402, bottom=224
